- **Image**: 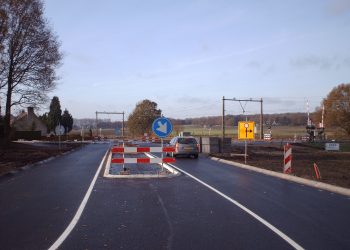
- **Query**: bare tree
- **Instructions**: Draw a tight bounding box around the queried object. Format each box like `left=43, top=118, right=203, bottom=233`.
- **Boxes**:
left=0, top=3, right=8, bottom=116
left=0, top=0, right=62, bottom=139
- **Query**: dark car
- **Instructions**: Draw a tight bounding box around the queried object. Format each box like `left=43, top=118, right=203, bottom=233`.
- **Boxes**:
left=168, top=136, right=199, bottom=159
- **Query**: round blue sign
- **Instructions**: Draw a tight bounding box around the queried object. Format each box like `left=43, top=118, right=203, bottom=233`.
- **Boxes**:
left=152, top=117, right=173, bottom=138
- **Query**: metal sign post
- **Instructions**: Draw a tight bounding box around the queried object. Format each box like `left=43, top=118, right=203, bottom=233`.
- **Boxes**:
left=161, top=138, right=164, bottom=171
left=152, top=117, right=173, bottom=173
left=55, top=124, right=65, bottom=151
left=238, top=121, right=255, bottom=164
left=123, top=140, right=126, bottom=171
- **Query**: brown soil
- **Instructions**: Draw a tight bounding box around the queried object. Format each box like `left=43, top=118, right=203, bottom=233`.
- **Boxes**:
left=212, top=143, right=350, bottom=189
left=0, top=142, right=81, bottom=176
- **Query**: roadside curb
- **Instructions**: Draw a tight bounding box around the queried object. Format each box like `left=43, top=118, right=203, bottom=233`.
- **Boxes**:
left=210, top=156, right=350, bottom=197
left=103, top=151, right=180, bottom=179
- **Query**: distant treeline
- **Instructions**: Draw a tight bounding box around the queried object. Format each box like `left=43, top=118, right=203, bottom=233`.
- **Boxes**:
left=73, top=112, right=314, bottom=129
left=73, top=118, right=123, bottom=129
left=171, top=112, right=313, bottom=127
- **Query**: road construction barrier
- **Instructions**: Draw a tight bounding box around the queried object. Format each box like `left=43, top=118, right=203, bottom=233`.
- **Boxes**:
left=283, top=143, right=292, bottom=174
left=112, top=146, right=175, bottom=153
left=112, top=157, right=175, bottom=164
left=301, top=136, right=309, bottom=142
left=111, top=146, right=176, bottom=164
left=263, top=133, right=272, bottom=141
left=142, top=136, right=161, bottom=143
left=313, top=163, right=321, bottom=180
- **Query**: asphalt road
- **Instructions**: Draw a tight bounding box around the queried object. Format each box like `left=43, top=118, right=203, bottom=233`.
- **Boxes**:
left=0, top=143, right=349, bottom=250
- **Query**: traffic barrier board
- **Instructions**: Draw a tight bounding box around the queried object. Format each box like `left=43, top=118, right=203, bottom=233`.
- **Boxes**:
left=264, top=133, right=272, bottom=141
left=112, top=157, right=175, bottom=164
left=112, top=146, right=175, bottom=153
left=111, top=146, right=176, bottom=165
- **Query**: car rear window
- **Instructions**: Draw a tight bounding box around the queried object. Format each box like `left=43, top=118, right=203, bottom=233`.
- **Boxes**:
left=177, top=138, right=197, bottom=144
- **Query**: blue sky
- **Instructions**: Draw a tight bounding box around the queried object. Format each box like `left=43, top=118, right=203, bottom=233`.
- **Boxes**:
left=43, top=0, right=350, bottom=119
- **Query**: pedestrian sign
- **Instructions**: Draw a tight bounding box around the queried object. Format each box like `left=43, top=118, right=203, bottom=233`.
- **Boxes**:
left=238, top=121, right=255, bottom=140
left=152, top=117, right=173, bottom=138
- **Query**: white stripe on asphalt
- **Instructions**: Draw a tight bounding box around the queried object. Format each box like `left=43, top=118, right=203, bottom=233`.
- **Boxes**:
left=48, top=149, right=109, bottom=250
left=164, top=160, right=304, bottom=250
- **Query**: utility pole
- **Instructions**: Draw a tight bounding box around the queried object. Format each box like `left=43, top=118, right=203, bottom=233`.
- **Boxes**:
left=260, top=98, right=263, bottom=140
left=222, top=96, right=225, bottom=153
left=95, top=111, right=98, bottom=137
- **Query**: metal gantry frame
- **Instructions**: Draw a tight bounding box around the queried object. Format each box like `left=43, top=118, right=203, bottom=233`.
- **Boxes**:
left=95, top=111, right=125, bottom=137
left=222, top=97, right=264, bottom=153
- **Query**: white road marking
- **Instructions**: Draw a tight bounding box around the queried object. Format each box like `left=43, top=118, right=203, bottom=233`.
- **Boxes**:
left=48, top=149, right=109, bottom=250
left=166, top=161, right=304, bottom=250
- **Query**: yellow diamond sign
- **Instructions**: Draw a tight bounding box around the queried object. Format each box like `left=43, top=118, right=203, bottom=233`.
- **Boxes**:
left=238, top=121, right=255, bottom=140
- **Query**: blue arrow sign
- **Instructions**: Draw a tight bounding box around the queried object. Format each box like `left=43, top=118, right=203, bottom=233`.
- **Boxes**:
left=152, top=117, right=173, bottom=138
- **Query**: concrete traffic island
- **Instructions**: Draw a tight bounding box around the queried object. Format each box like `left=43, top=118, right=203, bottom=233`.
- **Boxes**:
left=103, top=151, right=180, bottom=178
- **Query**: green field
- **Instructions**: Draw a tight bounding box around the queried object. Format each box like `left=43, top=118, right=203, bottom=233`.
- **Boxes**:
left=69, top=125, right=348, bottom=141
left=180, top=125, right=308, bottom=139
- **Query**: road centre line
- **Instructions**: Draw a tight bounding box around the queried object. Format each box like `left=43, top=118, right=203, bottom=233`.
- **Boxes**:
left=155, top=155, right=304, bottom=250
left=48, top=149, right=110, bottom=250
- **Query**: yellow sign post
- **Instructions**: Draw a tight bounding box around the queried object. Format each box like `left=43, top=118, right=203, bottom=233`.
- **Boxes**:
left=238, top=121, right=255, bottom=140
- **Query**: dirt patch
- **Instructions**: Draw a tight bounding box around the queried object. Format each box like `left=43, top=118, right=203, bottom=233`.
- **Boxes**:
left=212, top=142, right=350, bottom=189
left=0, top=142, right=82, bottom=176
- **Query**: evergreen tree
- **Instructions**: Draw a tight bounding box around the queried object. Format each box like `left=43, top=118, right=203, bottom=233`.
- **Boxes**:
left=61, top=109, right=73, bottom=134
left=48, top=96, right=61, bottom=133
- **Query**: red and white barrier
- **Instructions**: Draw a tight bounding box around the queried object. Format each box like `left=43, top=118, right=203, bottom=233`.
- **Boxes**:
left=111, top=146, right=176, bottom=164
left=142, top=136, right=161, bottom=143
left=112, top=146, right=175, bottom=153
left=112, top=157, right=175, bottom=164
left=313, top=163, right=321, bottom=180
left=283, top=144, right=292, bottom=174
left=264, top=133, right=272, bottom=141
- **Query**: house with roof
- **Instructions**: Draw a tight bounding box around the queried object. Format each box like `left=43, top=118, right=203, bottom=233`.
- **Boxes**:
left=11, top=107, right=48, bottom=138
